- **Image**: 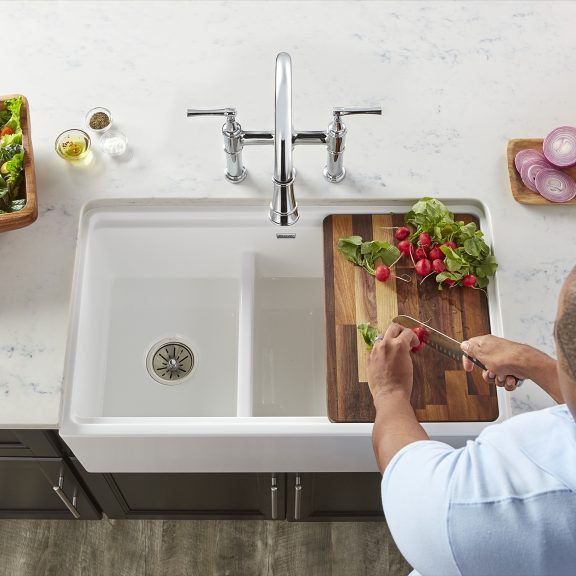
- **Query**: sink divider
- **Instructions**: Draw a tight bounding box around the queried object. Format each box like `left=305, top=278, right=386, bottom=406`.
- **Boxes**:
left=236, top=252, right=255, bottom=416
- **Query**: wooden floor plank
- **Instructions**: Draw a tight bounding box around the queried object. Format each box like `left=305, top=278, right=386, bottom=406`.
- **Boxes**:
left=268, top=521, right=333, bottom=576
left=330, top=521, right=412, bottom=576
left=160, top=520, right=267, bottom=576
left=0, top=520, right=50, bottom=576
left=0, top=519, right=411, bottom=576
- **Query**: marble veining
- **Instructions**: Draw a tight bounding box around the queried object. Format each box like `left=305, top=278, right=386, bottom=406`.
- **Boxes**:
left=2, top=1, right=576, bottom=428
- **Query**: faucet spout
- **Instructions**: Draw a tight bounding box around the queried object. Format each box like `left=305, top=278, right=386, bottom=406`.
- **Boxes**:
left=270, top=52, right=299, bottom=226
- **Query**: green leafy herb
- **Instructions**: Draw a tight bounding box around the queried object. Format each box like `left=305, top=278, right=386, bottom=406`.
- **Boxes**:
left=338, top=236, right=400, bottom=275
left=357, top=323, right=379, bottom=349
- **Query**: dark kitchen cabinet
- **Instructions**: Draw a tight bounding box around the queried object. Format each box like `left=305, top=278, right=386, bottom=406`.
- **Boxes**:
left=285, top=473, right=384, bottom=522
left=71, top=459, right=286, bottom=520
left=0, top=430, right=100, bottom=519
left=71, top=459, right=383, bottom=522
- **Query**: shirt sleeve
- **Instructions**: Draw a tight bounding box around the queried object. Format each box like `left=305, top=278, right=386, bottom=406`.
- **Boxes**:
left=381, top=440, right=463, bottom=576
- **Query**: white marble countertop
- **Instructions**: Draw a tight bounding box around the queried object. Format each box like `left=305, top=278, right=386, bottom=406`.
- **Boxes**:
left=1, top=0, right=575, bottom=428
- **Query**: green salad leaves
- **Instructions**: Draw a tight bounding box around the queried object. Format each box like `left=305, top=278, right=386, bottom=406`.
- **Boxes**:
left=0, top=96, right=26, bottom=213
left=405, top=197, right=497, bottom=289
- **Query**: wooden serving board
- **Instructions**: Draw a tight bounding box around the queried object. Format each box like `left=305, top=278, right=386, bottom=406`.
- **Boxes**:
left=323, top=213, right=498, bottom=423
left=507, top=138, right=576, bottom=205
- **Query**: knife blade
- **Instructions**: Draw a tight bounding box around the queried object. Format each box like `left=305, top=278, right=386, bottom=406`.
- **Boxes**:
left=392, top=315, right=522, bottom=387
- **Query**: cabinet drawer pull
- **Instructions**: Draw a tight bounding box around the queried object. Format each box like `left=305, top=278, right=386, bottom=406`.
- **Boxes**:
left=271, top=473, right=278, bottom=519
left=294, top=474, right=302, bottom=520
left=53, top=473, right=81, bottom=519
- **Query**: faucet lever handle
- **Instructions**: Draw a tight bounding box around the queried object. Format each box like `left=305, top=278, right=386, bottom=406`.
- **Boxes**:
left=330, top=107, right=382, bottom=132
left=186, top=107, right=237, bottom=118
left=332, top=107, right=382, bottom=118
left=187, top=108, right=239, bottom=131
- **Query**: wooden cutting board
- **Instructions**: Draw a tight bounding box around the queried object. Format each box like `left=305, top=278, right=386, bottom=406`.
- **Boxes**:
left=507, top=139, right=576, bottom=205
left=323, top=213, right=498, bottom=423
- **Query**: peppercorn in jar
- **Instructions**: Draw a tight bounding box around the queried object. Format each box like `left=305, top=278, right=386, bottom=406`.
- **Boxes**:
left=85, top=107, right=112, bottom=133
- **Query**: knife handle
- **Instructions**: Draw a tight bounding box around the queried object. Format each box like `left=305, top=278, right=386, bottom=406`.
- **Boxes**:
left=464, top=353, right=523, bottom=388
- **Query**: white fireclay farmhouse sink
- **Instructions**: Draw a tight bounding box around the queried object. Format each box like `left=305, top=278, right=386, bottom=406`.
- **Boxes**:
left=60, top=198, right=511, bottom=472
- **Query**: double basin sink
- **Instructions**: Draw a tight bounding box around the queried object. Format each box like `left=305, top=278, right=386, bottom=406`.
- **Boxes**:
left=60, top=198, right=510, bottom=472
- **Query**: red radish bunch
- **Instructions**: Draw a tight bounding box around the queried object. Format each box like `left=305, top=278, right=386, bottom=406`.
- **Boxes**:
left=411, top=326, right=429, bottom=353
left=392, top=224, right=482, bottom=289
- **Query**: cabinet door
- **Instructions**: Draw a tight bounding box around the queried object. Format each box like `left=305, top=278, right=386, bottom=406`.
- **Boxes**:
left=286, top=473, right=384, bottom=522
left=0, top=457, right=100, bottom=519
left=72, top=459, right=284, bottom=520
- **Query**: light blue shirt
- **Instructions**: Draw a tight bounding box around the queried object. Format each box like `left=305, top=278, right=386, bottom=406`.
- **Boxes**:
left=381, top=404, right=576, bottom=576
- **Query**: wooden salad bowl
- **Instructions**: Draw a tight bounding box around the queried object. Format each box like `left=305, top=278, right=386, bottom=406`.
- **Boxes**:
left=0, top=94, right=38, bottom=232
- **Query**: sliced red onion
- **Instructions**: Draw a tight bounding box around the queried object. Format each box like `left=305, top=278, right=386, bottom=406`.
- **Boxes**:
left=520, top=159, right=539, bottom=191
left=535, top=168, right=576, bottom=202
left=514, top=148, right=546, bottom=172
left=543, top=126, right=576, bottom=168
left=527, top=162, right=551, bottom=183
left=522, top=161, right=551, bottom=192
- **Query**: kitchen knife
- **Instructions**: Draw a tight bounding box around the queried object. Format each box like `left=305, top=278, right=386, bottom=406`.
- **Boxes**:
left=392, top=315, right=523, bottom=387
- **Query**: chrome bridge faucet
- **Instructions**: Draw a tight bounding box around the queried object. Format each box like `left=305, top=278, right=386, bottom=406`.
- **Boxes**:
left=187, top=52, right=381, bottom=226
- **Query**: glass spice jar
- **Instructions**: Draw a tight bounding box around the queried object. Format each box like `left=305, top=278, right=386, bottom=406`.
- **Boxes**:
left=85, top=107, right=112, bottom=133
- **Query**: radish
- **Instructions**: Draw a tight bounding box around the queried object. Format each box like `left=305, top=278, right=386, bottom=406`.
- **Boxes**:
left=432, top=259, right=446, bottom=273
left=443, top=241, right=457, bottom=249
left=415, top=258, right=432, bottom=276
left=395, top=226, right=411, bottom=241
left=462, top=274, right=477, bottom=287
left=418, top=232, right=431, bottom=249
left=375, top=265, right=391, bottom=282
left=444, top=278, right=457, bottom=287
left=414, top=247, right=428, bottom=260
left=428, top=245, right=444, bottom=260
left=397, top=240, right=413, bottom=256
left=411, top=326, right=429, bottom=353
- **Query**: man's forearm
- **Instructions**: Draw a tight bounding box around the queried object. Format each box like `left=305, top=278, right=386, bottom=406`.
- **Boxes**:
left=372, top=390, right=429, bottom=474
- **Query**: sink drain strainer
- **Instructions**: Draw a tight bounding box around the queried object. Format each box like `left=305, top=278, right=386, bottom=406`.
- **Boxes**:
left=146, top=339, right=196, bottom=385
